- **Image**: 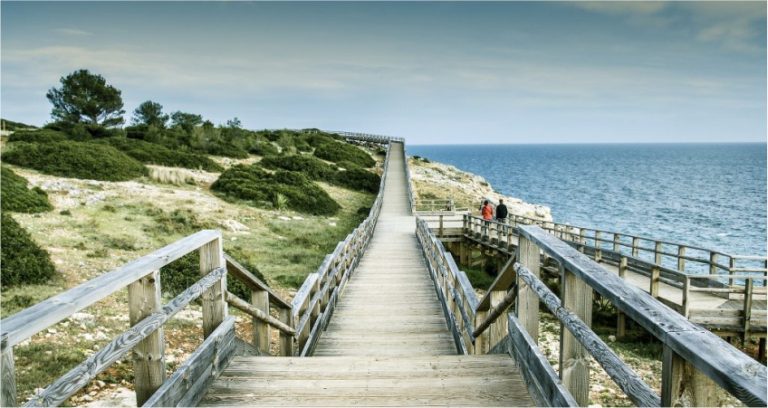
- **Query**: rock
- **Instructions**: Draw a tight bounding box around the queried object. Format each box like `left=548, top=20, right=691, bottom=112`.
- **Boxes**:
left=95, top=380, right=106, bottom=388
left=94, top=331, right=109, bottom=341
left=71, top=312, right=96, bottom=324
left=82, top=395, right=93, bottom=402
left=220, top=219, right=250, bottom=232
left=608, top=335, right=616, bottom=342
left=328, top=222, right=337, bottom=227
left=291, top=216, right=304, bottom=220
left=278, top=216, right=291, bottom=221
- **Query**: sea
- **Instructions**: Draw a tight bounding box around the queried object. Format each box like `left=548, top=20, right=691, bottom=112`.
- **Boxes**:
left=407, top=143, right=767, bottom=258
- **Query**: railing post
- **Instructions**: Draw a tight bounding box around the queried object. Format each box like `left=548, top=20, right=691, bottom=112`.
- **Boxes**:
left=650, top=267, right=660, bottom=298
left=594, top=231, right=602, bottom=262
left=613, top=233, right=620, bottom=253
left=280, top=309, right=294, bottom=356
left=682, top=276, right=690, bottom=318
left=617, top=257, right=628, bottom=339
left=654, top=241, right=662, bottom=265
left=1, top=349, right=16, bottom=407
left=439, top=214, right=444, bottom=237
left=517, top=235, right=540, bottom=341
left=677, top=246, right=686, bottom=272
left=474, top=309, right=489, bottom=354
left=709, top=252, right=718, bottom=275
left=128, top=270, right=165, bottom=405
left=252, top=288, right=270, bottom=355
left=200, top=235, right=227, bottom=338
left=559, top=264, right=592, bottom=406
left=743, top=278, right=753, bottom=348
left=578, top=229, right=586, bottom=253
left=662, top=345, right=685, bottom=407
left=632, top=237, right=639, bottom=257
left=489, top=290, right=509, bottom=349
left=729, top=257, right=736, bottom=287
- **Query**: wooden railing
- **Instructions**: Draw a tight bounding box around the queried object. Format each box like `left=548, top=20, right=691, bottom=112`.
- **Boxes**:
left=224, top=255, right=294, bottom=357
left=0, top=231, right=235, bottom=407
left=325, top=130, right=405, bottom=144
left=414, top=198, right=455, bottom=212
left=290, top=140, right=393, bottom=356
left=416, top=216, right=767, bottom=406
left=465, top=213, right=767, bottom=286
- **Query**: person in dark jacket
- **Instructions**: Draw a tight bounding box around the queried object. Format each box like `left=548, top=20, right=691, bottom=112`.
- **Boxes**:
left=495, top=199, right=508, bottom=223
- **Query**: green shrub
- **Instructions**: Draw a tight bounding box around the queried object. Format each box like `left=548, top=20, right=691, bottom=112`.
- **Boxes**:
left=335, top=160, right=361, bottom=170
left=314, top=141, right=375, bottom=168
left=1, top=213, right=56, bottom=287
left=2, top=141, right=147, bottom=181
left=95, top=137, right=223, bottom=172
left=159, top=252, right=255, bottom=301
left=260, top=155, right=336, bottom=180
left=143, top=207, right=214, bottom=237
left=204, top=142, right=249, bottom=159
left=1, top=118, right=37, bottom=131
left=212, top=165, right=340, bottom=215
left=249, top=141, right=279, bottom=156
left=7, top=130, right=68, bottom=144
left=1, top=167, right=52, bottom=213
left=333, top=168, right=381, bottom=193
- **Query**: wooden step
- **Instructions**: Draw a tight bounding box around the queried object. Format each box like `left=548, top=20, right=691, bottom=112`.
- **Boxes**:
left=200, top=355, right=534, bottom=406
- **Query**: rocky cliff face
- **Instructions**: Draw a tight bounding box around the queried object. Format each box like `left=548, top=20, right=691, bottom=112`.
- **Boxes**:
left=408, top=157, right=552, bottom=221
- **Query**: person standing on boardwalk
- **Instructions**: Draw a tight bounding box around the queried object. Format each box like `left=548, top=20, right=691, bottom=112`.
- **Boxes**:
left=495, top=199, right=508, bottom=223
left=481, top=200, right=493, bottom=221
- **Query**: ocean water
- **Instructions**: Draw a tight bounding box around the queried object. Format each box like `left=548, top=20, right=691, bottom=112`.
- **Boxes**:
left=408, top=143, right=767, bottom=258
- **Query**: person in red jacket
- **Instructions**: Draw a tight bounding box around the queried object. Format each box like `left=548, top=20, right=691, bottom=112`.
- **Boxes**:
left=481, top=200, right=493, bottom=221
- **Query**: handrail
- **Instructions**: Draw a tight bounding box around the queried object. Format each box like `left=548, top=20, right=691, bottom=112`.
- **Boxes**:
left=517, top=225, right=767, bottom=407
left=462, top=214, right=767, bottom=286
left=324, top=130, right=405, bottom=143
left=225, top=293, right=295, bottom=335
left=225, top=254, right=292, bottom=310
left=1, top=230, right=233, bottom=407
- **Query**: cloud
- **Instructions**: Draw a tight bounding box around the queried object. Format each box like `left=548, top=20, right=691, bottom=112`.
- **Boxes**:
left=52, top=27, right=92, bottom=36
left=570, top=1, right=667, bottom=15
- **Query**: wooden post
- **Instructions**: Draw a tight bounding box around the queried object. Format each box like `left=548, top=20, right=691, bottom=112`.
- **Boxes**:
left=128, top=270, right=165, bottom=405
left=661, top=345, right=685, bottom=407
left=631, top=237, right=639, bottom=257
left=617, top=257, right=628, bottom=338
left=560, top=266, right=592, bottom=406
left=578, top=229, right=586, bottom=253
left=654, top=241, right=662, bottom=265
left=279, top=309, right=294, bottom=356
left=729, top=257, right=736, bottom=287
left=743, top=278, right=753, bottom=348
left=252, top=289, right=270, bottom=355
left=200, top=236, right=227, bottom=338
left=517, top=236, right=540, bottom=341
left=439, top=214, right=444, bottom=237
left=489, top=290, right=509, bottom=349
left=613, top=233, right=620, bottom=253
left=677, top=246, right=686, bottom=272
left=1, top=349, right=16, bottom=407
left=650, top=267, right=660, bottom=298
left=685, top=364, right=718, bottom=407
left=474, top=309, right=489, bottom=355
left=682, top=276, right=690, bottom=318
left=709, top=252, right=718, bottom=275
left=758, top=338, right=766, bottom=362
left=594, top=231, right=602, bottom=262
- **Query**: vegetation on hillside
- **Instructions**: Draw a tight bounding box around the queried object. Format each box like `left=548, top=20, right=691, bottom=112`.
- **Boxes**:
left=212, top=164, right=341, bottom=215
left=1, top=213, right=56, bottom=287
left=314, top=139, right=376, bottom=168
left=1, top=118, right=38, bottom=131
left=95, top=137, right=223, bottom=172
left=2, top=141, right=147, bottom=181
left=260, top=154, right=381, bottom=193
left=1, top=166, right=53, bottom=213
left=7, top=129, right=68, bottom=143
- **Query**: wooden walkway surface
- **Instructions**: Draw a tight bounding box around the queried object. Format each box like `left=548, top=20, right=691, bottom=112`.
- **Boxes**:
left=201, top=143, right=534, bottom=406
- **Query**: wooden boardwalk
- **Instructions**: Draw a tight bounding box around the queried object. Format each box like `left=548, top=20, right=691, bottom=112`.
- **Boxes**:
left=201, top=142, right=535, bottom=406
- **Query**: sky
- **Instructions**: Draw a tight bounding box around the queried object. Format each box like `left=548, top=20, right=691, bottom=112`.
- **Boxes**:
left=1, top=1, right=766, bottom=144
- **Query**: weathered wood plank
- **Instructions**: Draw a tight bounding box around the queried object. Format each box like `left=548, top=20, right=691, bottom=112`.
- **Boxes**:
left=225, top=293, right=295, bottom=335
left=514, top=262, right=660, bottom=407
left=519, top=225, right=767, bottom=407
left=25, top=267, right=226, bottom=407
left=0, top=230, right=221, bottom=352
left=225, top=255, right=291, bottom=310
left=128, top=270, right=165, bottom=406
left=507, top=314, right=577, bottom=407
left=200, top=236, right=227, bottom=338
left=143, top=316, right=236, bottom=407
left=559, top=268, right=592, bottom=406
left=517, top=236, right=540, bottom=341
left=1, top=348, right=16, bottom=407
left=250, top=289, right=270, bottom=354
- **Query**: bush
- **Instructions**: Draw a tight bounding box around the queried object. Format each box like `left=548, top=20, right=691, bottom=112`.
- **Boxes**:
left=1, top=118, right=37, bottom=131
left=1, top=213, right=56, bottom=287
left=95, top=137, right=223, bottom=172
left=333, top=168, right=381, bottom=193
left=314, top=141, right=375, bottom=168
left=1, top=166, right=52, bottom=213
left=212, top=165, right=340, bottom=215
left=260, top=155, right=336, bottom=180
left=261, top=155, right=380, bottom=193
left=204, top=142, right=249, bottom=159
left=249, top=141, right=279, bottom=156
left=7, top=129, right=68, bottom=144
left=2, top=141, right=147, bottom=181
left=159, top=252, right=257, bottom=300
